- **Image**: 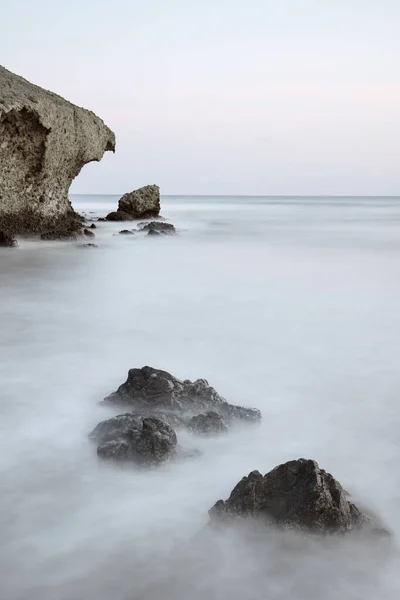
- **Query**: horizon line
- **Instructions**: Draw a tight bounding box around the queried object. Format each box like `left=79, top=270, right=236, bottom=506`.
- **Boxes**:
left=69, top=193, right=400, bottom=198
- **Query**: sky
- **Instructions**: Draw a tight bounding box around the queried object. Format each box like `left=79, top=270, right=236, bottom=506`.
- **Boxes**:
left=2, top=0, right=400, bottom=195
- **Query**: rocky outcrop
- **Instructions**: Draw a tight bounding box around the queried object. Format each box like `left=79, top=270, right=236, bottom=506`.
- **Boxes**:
left=103, top=366, right=261, bottom=423
left=0, top=65, right=115, bottom=235
left=188, top=411, right=228, bottom=434
left=90, top=413, right=177, bottom=465
left=120, top=185, right=160, bottom=218
left=105, top=211, right=134, bottom=222
left=209, top=458, right=385, bottom=535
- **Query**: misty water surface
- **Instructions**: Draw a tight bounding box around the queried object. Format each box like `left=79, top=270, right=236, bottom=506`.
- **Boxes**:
left=1, top=196, right=400, bottom=599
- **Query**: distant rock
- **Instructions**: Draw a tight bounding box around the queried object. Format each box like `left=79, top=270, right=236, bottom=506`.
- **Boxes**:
left=88, top=223, right=97, bottom=229
left=119, top=229, right=135, bottom=235
left=103, top=366, right=261, bottom=424
left=188, top=411, right=228, bottom=434
left=97, top=217, right=107, bottom=222
left=147, top=229, right=160, bottom=236
left=118, top=185, right=160, bottom=219
left=83, top=228, right=95, bottom=237
left=209, top=458, right=387, bottom=535
left=105, top=211, right=134, bottom=222
left=0, top=65, right=115, bottom=236
left=0, top=231, right=17, bottom=247
left=90, top=413, right=177, bottom=465
left=77, top=243, right=97, bottom=249
left=142, top=222, right=176, bottom=235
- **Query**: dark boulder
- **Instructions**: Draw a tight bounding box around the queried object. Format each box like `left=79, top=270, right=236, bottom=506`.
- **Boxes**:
left=209, top=458, right=382, bottom=535
left=0, top=231, right=17, bottom=247
left=88, top=223, right=97, bottom=229
left=103, top=366, right=261, bottom=424
left=119, top=229, right=135, bottom=235
left=105, top=211, right=134, bottom=222
left=141, top=221, right=176, bottom=235
left=91, top=413, right=177, bottom=465
left=188, top=411, right=228, bottom=434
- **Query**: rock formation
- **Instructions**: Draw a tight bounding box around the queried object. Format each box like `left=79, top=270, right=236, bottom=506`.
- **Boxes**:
left=209, top=458, right=385, bottom=535
left=0, top=230, right=17, bottom=247
left=90, top=413, right=177, bottom=465
left=188, top=411, right=228, bottom=434
left=0, top=65, right=115, bottom=235
left=103, top=366, right=261, bottom=423
left=142, top=221, right=176, bottom=235
left=106, top=185, right=160, bottom=221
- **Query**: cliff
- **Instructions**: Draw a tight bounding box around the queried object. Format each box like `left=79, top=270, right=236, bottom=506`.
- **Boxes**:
left=0, top=66, right=115, bottom=235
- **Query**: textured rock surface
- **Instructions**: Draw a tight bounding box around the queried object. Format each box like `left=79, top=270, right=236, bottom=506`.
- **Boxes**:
left=142, top=221, right=176, bottom=235
left=104, top=366, right=261, bottom=423
left=209, top=459, right=371, bottom=533
left=188, top=411, right=228, bottom=434
left=0, top=65, right=115, bottom=235
left=105, top=211, right=134, bottom=222
left=90, top=413, right=177, bottom=465
left=118, top=185, right=160, bottom=219
left=0, top=231, right=17, bottom=247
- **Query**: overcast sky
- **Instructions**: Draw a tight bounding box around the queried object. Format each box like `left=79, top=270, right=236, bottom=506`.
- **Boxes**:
left=2, top=0, right=400, bottom=195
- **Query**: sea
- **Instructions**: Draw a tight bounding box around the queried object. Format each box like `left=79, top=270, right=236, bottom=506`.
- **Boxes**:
left=1, top=195, right=400, bottom=599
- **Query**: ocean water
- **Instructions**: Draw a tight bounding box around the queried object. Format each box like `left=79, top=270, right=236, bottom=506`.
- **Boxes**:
left=1, top=195, right=400, bottom=599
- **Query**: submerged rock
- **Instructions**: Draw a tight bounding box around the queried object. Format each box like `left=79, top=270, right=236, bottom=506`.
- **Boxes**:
left=141, top=221, right=176, bottom=235
left=118, top=185, right=160, bottom=219
left=103, top=366, right=261, bottom=423
left=0, top=65, right=115, bottom=236
left=105, top=211, right=134, bottom=222
left=119, top=229, right=135, bottom=235
left=209, top=458, right=386, bottom=535
left=147, top=229, right=160, bottom=236
left=91, top=413, right=177, bottom=465
left=77, top=243, right=97, bottom=249
left=0, top=231, right=17, bottom=247
left=188, top=411, right=228, bottom=434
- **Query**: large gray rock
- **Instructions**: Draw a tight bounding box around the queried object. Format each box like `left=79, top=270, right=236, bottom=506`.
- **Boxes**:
left=118, top=185, right=160, bottom=219
left=209, top=459, right=384, bottom=535
left=103, top=366, right=261, bottom=423
left=0, top=65, right=115, bottom=235
left=90, top=413, right=177, bottom=465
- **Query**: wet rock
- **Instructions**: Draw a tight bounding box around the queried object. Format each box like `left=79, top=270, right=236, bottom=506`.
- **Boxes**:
left=97, top=217, right=107, bottom=222
left=117, top=185, right=160, bottom=219
left=105, top=211, right=135, bottom=222
left=83, top=228, right=95, bottom=237
left=88, top=223, right=97, bottom=229
left=148, top=229, right=160, bottom=236
left=77, top=243, right=98, bottom=248
left=103, top=366, right=261, bottom=424
left=209, top=458, right=378, bottom=534
left=91, top=413, right=177, bottom=465
left=0, top=66, right=115, bottom=235
left=188, top=411, right=228, bottom=434
left=141, top=221, right=176, bottom=235
left=0, top=231, right=17, bottom=247
left=119, top=229, right=135, bottom=235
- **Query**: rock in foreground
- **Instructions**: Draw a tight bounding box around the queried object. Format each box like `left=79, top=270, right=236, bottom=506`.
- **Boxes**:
left=0, top=231, right=17, bottom=247
left=104, top=366, right=261, bottom=423
left=0, top=65, right=115, bottom=235
left=209, top=458, right=382, bottom=535
left=90, top=413, right=177, bottom=465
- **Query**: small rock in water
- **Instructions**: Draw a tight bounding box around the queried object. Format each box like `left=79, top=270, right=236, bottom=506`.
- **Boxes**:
left=77, top=243, right=97, bottom=248
left=188, top=411, right=228, bottom=434
left=90, top=413, right=177, bottom=465
left=97, top=217, right=107, bottom=222
left=83, top=228, right=95, bottom=237
left=148, top=229, right=160, bottom=236
left=88, top=223, right=97, bottom=229
left=209, top=458, right=389, bottom=536
left=103, top=366, right=261, bottom=424
left=119, top=229, right=135, bottom=235
left=41, top=229, right=79, bottom=241
left=0, top=231, right=17, bottom=247
left=105, top=211, right=134, bottom=222
left=118, top=185, right=160, bottom=219
left=142, top=221, right=176, bottom=235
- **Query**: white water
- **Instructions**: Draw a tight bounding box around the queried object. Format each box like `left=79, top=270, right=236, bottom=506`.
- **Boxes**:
left=1, top=196, right=400, bottom=599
